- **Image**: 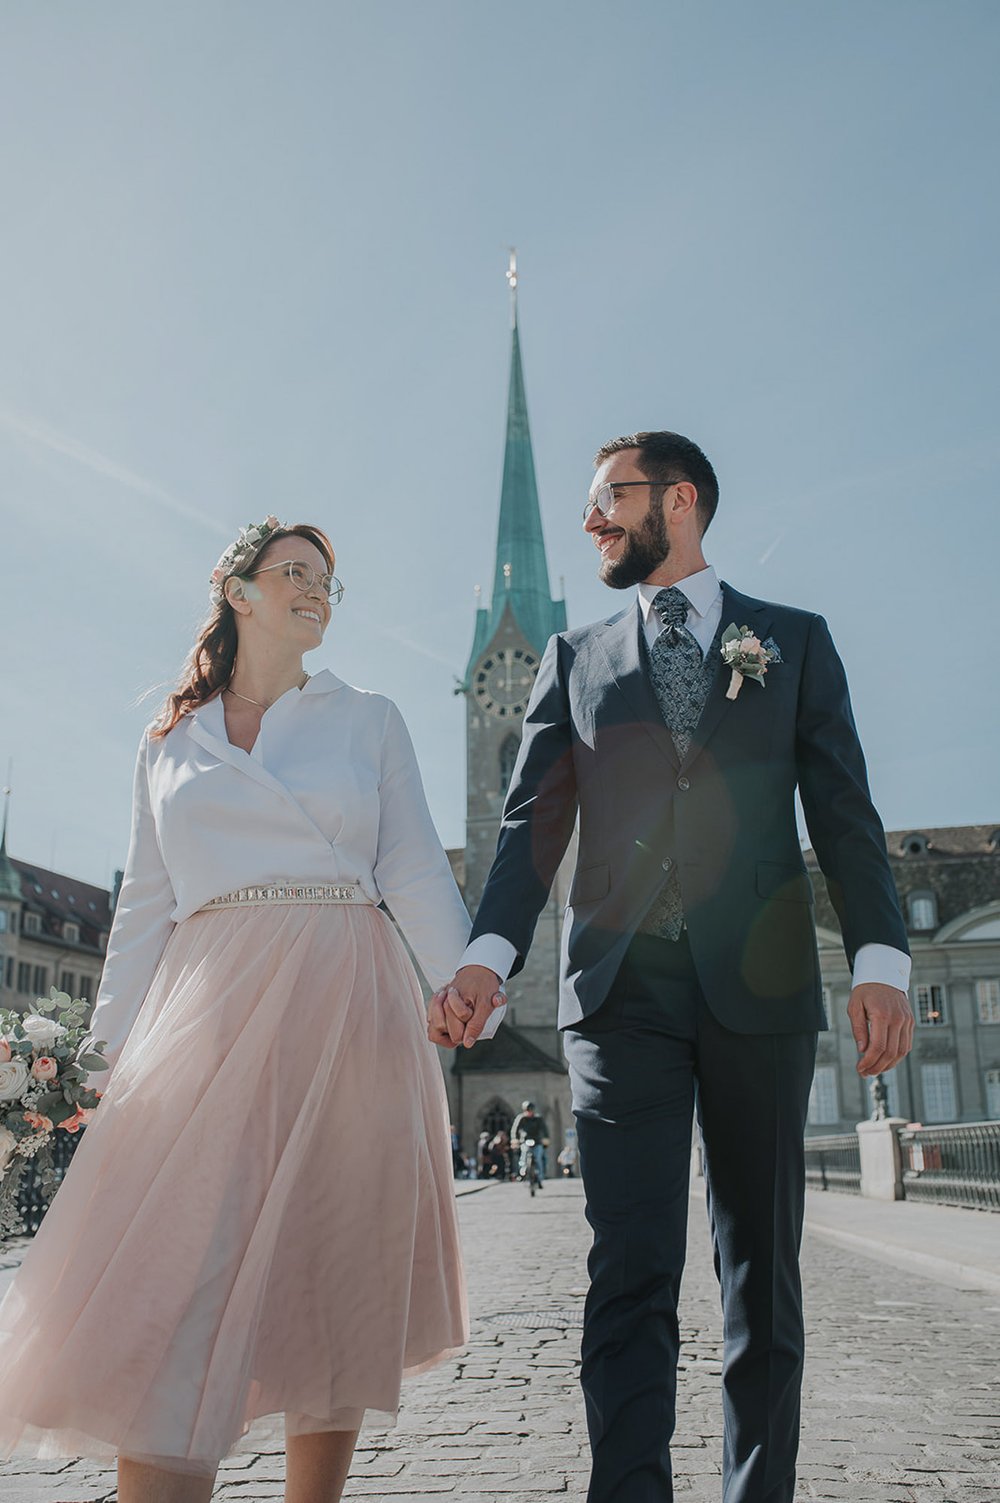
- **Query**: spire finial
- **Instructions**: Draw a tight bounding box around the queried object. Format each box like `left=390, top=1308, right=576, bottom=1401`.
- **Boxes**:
left=506, top=247, right=518, bottom=329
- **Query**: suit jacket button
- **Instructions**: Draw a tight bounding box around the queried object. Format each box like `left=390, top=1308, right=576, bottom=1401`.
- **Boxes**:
left=677, top=776, right=690, bottom=791
left=661, top=858, right=673, bottom=872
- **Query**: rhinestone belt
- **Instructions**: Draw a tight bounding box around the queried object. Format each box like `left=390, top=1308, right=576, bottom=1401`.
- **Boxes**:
left=199, top=882, right=371, bottom=910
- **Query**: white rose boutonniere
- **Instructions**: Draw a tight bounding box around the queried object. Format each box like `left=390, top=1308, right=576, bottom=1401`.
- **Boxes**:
left=721, top=624, right=780, bottom=702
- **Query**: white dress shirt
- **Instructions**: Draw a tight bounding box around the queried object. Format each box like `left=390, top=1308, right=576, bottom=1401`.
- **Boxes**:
left=461, top=565, right=910, bottom=1004
left=90, top=670, right=477, bottom=1067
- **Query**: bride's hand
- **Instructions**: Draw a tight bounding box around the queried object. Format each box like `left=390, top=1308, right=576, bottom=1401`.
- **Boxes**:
left=427, top=985, right=466, bottom=1048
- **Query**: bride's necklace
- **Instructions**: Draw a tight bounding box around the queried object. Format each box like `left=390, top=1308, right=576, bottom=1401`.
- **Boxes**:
left=224, top=672, right=310, bottom=711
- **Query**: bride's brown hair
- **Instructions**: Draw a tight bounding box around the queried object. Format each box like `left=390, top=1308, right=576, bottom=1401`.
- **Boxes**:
left=150, top=524, right=336, bottom=739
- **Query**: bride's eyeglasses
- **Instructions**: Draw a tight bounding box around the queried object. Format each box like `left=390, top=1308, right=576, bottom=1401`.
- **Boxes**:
left=246, top=559, right=345, bottom=605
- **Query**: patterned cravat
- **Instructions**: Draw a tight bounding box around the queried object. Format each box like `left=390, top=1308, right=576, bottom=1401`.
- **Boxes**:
left=648, top=588, right=705, bottom=761
left=640, top=588, right=719, bottom=941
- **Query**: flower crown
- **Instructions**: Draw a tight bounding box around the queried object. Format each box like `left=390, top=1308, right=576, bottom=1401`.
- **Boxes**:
left=209, top=515, right=287, bottom=605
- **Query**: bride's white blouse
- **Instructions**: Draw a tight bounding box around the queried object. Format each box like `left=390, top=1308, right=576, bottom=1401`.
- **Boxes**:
left=90, top=670, right=489, bottom=1065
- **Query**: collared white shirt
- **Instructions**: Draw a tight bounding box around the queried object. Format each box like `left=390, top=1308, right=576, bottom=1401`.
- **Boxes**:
left=637, top=564, right=724, bottom=658
left=90, top=670, right=478, bottom=1066
left=461, top=568, right=911, bottom=1002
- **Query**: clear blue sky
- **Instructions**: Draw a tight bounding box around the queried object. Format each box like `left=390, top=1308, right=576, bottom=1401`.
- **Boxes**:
left=2, top=1, right=998, bottom=887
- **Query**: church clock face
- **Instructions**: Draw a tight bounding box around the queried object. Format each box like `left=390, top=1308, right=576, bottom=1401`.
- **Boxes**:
left=474, top=646, right=539, bottom=718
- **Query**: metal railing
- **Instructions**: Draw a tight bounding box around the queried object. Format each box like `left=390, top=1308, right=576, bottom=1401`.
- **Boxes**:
left=803, top=1132, right=861, bottom=1194
left=15, top=1130, right=86, bottom=1235
left=899, top=1121, right=1000, bottom=1212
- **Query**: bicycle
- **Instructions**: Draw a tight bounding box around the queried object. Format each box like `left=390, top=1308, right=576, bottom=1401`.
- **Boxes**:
left=519, top=1137, right=543, bottom=1197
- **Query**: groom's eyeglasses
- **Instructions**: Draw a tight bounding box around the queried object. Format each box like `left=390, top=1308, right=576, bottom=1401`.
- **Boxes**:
left=583, top=480, right=682, bottom=523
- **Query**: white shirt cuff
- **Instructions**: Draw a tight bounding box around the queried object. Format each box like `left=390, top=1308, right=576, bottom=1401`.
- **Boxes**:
left=455, top=934, right=516, bottom=1041
left=458, top=934, right=518, bottom=984
left=851, top=943, right=911, bottom=992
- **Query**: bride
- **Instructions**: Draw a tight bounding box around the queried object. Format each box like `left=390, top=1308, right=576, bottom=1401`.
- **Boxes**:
left=0, top=516, right=501, bottom=1502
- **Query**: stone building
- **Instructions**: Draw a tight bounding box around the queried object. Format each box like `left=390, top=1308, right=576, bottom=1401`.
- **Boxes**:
left=808, top=823, right=1000, bottom=1133
left=442, top=266, right=575, bottom=1165
left=0, top=804, right=114, bottom=1018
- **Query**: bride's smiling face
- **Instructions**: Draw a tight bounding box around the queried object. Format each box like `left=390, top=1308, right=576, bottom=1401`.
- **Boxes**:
left=230, top=534, right=334, bottom=647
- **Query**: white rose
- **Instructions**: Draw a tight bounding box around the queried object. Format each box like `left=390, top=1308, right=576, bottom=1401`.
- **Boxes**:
left=19, top=1014, right=67, bottom=1050
left=0, top=1124, right=17, bottom=1169
left=0, top=1058, right=30, bottom=1103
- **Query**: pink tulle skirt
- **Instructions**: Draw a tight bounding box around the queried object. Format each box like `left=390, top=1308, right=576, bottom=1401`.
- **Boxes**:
left=0, top=903, right=468, bottom=1476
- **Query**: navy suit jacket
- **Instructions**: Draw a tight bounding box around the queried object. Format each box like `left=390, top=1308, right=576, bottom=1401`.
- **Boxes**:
left=469, top=582, right=908, bottom=1035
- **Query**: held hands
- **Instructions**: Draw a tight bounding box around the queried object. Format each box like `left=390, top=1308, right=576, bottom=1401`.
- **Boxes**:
left=427, top=965, right=506, bottom=1050
left=848, top=983, right=914, bottom=1077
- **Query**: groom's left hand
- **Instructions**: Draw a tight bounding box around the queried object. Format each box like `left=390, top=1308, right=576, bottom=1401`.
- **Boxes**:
left=848, top=983, right=914, bottom=1077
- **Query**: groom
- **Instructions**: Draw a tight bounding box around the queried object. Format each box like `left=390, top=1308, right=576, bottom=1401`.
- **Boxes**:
left=430, top=431, right=913, bottom=1503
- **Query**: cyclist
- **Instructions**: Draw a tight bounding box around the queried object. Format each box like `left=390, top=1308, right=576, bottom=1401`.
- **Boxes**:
left=510, top=1101, right=550, bottom=1185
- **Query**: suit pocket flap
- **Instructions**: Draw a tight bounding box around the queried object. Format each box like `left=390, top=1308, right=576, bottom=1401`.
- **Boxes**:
left=756, top=861, right=814, bottom=904
left=570, top=862, right=611, bottom=906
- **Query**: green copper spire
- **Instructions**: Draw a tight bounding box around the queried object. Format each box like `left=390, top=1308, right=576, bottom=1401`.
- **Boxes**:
left=0, top=779, right=21, bottom=902
left=465, top=255, right=566, bottom=677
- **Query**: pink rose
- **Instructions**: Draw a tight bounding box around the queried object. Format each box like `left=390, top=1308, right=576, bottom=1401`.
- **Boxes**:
left=60, top=1113, right=83, bottom=1134
left=740, top=635, right=762, bottom=655
left=23, top=1109, right=53, bottom=1132
left=0, top=1038, right=10, bottom=1064
left=264, top=514, right=279, bottom=528
left=31, top=1056, right=58, bottom=1082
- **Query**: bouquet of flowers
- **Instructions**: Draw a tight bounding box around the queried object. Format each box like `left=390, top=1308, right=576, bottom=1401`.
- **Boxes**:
left=0, top=989, right=109, bottom=1242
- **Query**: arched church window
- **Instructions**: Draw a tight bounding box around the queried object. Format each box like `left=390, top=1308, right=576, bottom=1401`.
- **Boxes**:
left=479, top=1098, right=513, bottom=1141
left=499, top=734, right=520, bottom=794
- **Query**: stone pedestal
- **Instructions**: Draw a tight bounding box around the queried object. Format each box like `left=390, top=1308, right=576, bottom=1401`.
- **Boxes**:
left=857, top=1117, right=908, bottom=1200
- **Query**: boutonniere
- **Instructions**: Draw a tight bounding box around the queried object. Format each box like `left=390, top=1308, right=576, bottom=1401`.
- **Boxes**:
left=720, top=625, right=782, bottom=701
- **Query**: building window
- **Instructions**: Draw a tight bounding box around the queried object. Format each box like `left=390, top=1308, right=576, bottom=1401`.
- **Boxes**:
left=879, top=1068, right=902, bottom=1118
left=499, top=734, right=520, bottom=795
left=821, top=986, right=832, bottom=1028
left=17, top=962, right=31, bottom=994
left=0, top=911, right=7, bottom=933
left=78, top=976, right=93, bottom=1003
left=479, top=1098, right=513, bottom=1141
left=22, top=913, right=41, bottom=936
left=902, top=832, right=929, bottom=855
left=32, top=966, right=48, bottom=997
left=4, top=957, right=12, bottom=988
left=976, top=980, right=1000, bottom=1025
left=60, top=971, right=75, bottom=996
left=915, top=983, right=948, bottom=1026
left=985, top=1070, right=1000, bottom=1119
left=907, top=892, right=938, bottom=931
left=920, top=1063, right=957, bottom=1123
left=808, top=1066, right=840, bottom=1125
left=63, top=921, right=80, bottom=944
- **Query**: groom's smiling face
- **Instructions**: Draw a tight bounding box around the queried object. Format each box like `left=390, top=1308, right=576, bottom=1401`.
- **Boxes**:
left=586, top=451, right=671, bottom=590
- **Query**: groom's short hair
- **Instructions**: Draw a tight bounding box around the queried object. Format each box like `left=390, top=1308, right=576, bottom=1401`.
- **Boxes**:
left=594, top=431, right=719, bottom=536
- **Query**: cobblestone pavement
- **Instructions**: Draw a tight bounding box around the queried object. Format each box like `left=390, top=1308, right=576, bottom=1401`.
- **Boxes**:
left=1, top=1179, right=998, bottom=1502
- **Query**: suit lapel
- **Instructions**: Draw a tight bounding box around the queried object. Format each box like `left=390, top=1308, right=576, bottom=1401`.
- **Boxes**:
left=185, top=697, right=331, bottom=845
left=594, top=602, right=680, bottom=772
left=679, top=582, right=775, bottom=773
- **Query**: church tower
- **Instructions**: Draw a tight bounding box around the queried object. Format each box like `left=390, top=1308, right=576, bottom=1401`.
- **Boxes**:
left=449, top=256, right=573, bottom=1161
left=462, top=254, right=567, bottom=913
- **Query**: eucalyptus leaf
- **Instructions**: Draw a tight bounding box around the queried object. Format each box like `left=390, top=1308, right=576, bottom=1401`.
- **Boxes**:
left=78, top=1054, right=109, bottom=1072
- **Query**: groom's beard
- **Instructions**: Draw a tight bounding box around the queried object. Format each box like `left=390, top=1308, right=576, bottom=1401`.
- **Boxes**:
left=599, top=501, right=669, bottom=590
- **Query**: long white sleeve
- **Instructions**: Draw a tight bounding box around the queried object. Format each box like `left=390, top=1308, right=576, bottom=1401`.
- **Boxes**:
left=373, top=701, right=473, bottom=991
left=89, top=734, right=176, bottom=1070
